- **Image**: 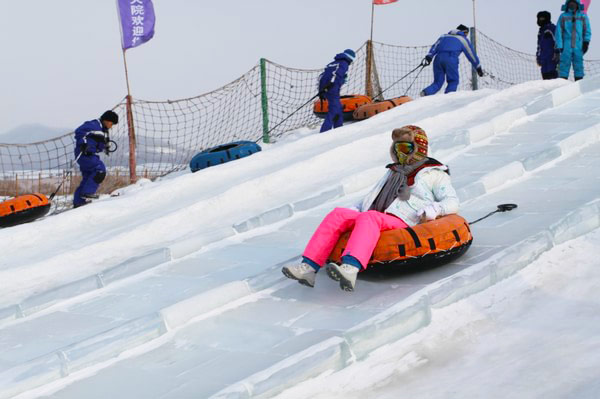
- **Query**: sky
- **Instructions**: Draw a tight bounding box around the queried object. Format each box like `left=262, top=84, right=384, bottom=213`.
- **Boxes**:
left=1, top=0, right=598, bottom=136
left=2, top=78, right=600, bottom=398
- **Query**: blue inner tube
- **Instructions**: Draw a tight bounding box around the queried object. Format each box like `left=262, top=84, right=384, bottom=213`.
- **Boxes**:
left=189, top=140, right=262, bottom=172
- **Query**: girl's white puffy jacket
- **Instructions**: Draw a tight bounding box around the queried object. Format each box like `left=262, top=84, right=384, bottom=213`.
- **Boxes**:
left=357, top=165, right=460, bottom=226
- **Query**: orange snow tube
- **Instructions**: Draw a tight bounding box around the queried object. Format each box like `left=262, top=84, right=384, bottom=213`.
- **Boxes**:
left=352, top=96, right=413, bottom=120
left=313, top=95, right=372, bottom=121
left=0, top=193, right=51, bottom=228
left=328, top=214, right=472, bottom=269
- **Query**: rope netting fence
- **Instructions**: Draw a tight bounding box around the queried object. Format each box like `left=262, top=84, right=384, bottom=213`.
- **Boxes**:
left=2, top=30, right=600, bottom=213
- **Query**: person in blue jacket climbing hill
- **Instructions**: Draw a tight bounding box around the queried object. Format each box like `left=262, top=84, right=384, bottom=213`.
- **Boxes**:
left=72, top=110, right=119, bottom=208
left=420, top=24, right=483, bottom=96
left=537, top=11, right=559, bottom=80
left=555, top=0, right=591, bottom=81
left=318, top=49, right=355, bottom=133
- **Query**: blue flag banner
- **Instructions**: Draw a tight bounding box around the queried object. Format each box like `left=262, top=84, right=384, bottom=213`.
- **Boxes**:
left=117, top=0, right=156, bottom=50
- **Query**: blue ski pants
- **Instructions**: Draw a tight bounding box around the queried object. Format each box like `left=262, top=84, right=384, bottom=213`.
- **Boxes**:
left=320, top=90, right=344, bottom=133
left=73, top=154, right=106, bottom=206
left=559, top=47, right=585, bottom=79
left=422, top=52, right=460, bottom=95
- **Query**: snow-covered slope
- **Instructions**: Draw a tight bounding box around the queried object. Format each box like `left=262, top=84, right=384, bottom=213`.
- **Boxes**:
left=1, top=77, right=600, bottom=399
left=274, top=227, right=600, bottom=399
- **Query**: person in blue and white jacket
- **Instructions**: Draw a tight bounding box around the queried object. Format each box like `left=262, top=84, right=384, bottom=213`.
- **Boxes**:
left=555, top=0, right=591, bottom=81
left=72, top=110, right=118, bottom=208
left=420, top=24, right=483, bottom=96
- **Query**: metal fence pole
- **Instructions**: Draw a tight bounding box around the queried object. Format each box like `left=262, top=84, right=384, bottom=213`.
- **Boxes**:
left=470, top=27, right=479, bottom=91
left=260, top=58, right=270, bottom=144
left=366, top=40, right=374, bottom=97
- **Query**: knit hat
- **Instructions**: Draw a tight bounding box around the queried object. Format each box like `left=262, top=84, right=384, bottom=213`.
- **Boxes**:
left=456, top=24, right=469, bottom=34
left=537, top=10, right=551, bottom=20
left=390, top=125, right=428, bottom=164
left=100, top=110, right=119, bottom=124
left=343, top=49, right=356, bottom=62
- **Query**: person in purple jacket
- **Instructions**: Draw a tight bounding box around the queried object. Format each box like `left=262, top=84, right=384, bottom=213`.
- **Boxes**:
left=420, top=24, right=484, bottom=96
left=72, top=110, right=118, bottom=208
left=537, top=11, right=559, bottom=80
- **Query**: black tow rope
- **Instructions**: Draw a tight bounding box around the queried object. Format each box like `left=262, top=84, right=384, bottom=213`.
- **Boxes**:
left=402, top=65, right=425, bottom=97
left=49, top=152, right=83, bottom=201
left=373, top=64, right=423, bottom=100
left=262, top=92, right=321, bottom=140
left=468, top=203, right=518, bottom=225
left=264, top=63, right=425, bottom=140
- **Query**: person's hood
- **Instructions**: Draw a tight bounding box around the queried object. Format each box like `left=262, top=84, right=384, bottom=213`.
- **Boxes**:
left=448, top=29, right=467, bottom=37
left=334, top=52, right=354, bottom=64
left=537, top=10, right=552, bottom=26
left=562, top=0, right=583, bottom=12
left=389, top=125, right=428, bottom=165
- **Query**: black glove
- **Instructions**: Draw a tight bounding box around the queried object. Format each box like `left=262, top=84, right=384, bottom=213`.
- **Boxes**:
left=553, top=49, right=562, bottom=63
left=583, top=41, right=589, bottom=54
left=80, top=143, right=92, bottom=156
left=476, top=66, right=484, bottom=77
left=318, top=84, right=330, bottom=100
left=421, top=56, right=432, bottom=67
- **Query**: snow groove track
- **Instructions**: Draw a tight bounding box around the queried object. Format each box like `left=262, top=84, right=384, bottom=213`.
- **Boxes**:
left=0, top=79, right=574, bottom=323
left=2, top=77, right=600, bottom=398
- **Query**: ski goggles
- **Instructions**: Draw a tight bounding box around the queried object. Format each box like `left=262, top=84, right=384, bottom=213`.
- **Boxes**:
left=394, top=141, right=415, bottom=156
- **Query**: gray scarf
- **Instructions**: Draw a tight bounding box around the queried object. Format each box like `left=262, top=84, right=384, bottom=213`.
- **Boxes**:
left=369, top=158, right=428, bottom=212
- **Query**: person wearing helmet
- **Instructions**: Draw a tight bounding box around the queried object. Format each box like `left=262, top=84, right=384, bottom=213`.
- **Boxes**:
left=537, top=11, right=559, bottom=80
left=72, top=110, right=119, bottom=208
left=555, top=0, right=591, bottom=81
left=318, top=49, right=356, bottom=133
left=282, top=125, right=459, bottom=292
left=420, top=24, right=483, bottom=96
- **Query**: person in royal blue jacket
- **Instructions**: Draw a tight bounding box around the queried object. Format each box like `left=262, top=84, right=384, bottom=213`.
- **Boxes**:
left=555, top=0, right=591, bottom=81
left=72, top=110, right=119, bottom=208
left=420, top=25, right=483, bottom=96
left=318, top=49, right=355, bottom=133
left=537, top=11, right=559, bottom=80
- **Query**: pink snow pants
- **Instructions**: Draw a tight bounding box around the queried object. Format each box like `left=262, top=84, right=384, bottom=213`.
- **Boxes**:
left=303, top=207, right=409, bottom=270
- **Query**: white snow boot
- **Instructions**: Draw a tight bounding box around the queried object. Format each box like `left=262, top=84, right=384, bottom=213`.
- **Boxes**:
left=326, top=263, right=359, bottom=292
left=282, top=262, right=317, bottom=288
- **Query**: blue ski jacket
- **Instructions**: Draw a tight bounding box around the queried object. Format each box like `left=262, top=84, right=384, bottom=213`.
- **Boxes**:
left=556, top=0, right=591, bottom=51
left=318, top=52, right=353, bottom=95
left=537, top=22, right=558, bottom=73
left=426, top=30, right=481, bottom=69
left=74, top=119, right=107, bottom=157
